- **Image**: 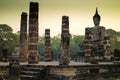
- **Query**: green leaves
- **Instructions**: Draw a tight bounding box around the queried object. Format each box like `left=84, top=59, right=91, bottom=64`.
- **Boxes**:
left=0, top=24, right=19, bottom=55
left=70, top=35, right=84, bottom=55
left=0, top=24, right=13, bottom=32
left=106, top=29, right=120, bottom=51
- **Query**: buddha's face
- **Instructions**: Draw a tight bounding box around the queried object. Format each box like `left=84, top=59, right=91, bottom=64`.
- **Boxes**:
left=93, top=18, right=100, bottom=26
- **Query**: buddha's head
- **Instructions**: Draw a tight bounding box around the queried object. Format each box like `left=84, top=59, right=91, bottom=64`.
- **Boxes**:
left=93, top=8, right=101, bottom=26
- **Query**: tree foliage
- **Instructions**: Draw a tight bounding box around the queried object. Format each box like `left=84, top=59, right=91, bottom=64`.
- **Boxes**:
left=38, top=36, right=45, bottom=56
left=0, top=24, right=13, bottom=32
left=51, top=34, right=61, bottom=60
left=0, top=24, right=19, bottom=56
left=106, top=29, right=120, bottom=51
left=70, top=35, right=84, bottom=55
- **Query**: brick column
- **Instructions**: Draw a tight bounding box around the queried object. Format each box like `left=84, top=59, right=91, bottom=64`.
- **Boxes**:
left=19, top=12, right=28, bottom=62
left=84, top=28, right=92, bottom=62
left=44, top=29, right=52, bottom=61
left=59, top=16, right=70, bottom=65
left=90, top=68, right=100, bottom=80
left=9, top=61, right=20, bottom=80
left=28, top=2, right=39, bottom=64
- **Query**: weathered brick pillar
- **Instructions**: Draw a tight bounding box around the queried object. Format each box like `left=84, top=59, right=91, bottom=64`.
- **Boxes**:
left=9, top=61, right=20, bottom=80
left=2, top=49, right=8, bottom=61
left=44, top=29, right=52, bottom=61
left=19, top=12, right=28, bottom=62
left=59, top=16, right=70, bottom=65
left=104, top=35, right=111, bottom=60
left=90, top=68, right=100, bottom=80
left=84, top=28, right=92, bottom=62
left=28, top=2, right=39, bottom=64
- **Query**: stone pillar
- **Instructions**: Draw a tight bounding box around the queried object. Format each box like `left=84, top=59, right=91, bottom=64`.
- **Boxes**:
left=19, top=12, right=28, bottom=62
left=44, top=29, right=52, bottom=61
left=9, top=61, right=20, bottom=80
left=2, top=49, right=8, bottom=62
left=90, top=68, right=100, bottom=80
left=84, top=28, right=92, bottom=62
left=59, top=16, right=70, bottom=65
left=104, top=35, right=111, bottom=60
left=28, top=2, right=39, bottom=64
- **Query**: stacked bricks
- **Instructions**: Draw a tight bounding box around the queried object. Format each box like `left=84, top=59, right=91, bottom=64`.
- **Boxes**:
left=84, top=28, right=92, bottom=62
left=44, top=29, right=52, bottom=61
left=19, top=12, right=28, bottom=62
left=28, top=2, right=39, bottom=64
left=59, top=16, right=70, bottom=65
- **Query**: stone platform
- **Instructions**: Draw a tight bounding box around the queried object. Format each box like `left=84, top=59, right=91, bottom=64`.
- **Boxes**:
left=0, top=61, right=119, bottom=67
left=0, top=61, right=120, bottom=80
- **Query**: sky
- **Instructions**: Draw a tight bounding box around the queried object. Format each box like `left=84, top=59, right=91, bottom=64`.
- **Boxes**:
left=0, top=0, right=120, bottom=37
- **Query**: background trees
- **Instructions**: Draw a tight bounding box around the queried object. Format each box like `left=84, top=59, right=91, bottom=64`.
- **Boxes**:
left=106, top=29, right=120, bottom=52
left=0, top=24, right=120, bottom=60
left=70, top=35, right=84, bottom=55
left=0, top=24, right=19, bottom=58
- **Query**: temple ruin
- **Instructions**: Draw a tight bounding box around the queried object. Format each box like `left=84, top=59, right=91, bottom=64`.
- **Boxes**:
left=1, top=1, right=120, bottom=80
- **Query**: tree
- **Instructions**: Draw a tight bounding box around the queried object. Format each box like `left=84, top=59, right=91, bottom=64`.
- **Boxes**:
left=0, top=24, right=19, bottom=59
left=70, top=34, right=84, bottom=55
left=51, top=35, right=60, bottom=60
left=38, top=36, right=45, bottom=56
left=106, top=29, right=120, bottom=52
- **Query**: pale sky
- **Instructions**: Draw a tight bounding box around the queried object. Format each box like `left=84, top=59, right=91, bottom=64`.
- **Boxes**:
left=0, top=0, right=120, bottom=37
